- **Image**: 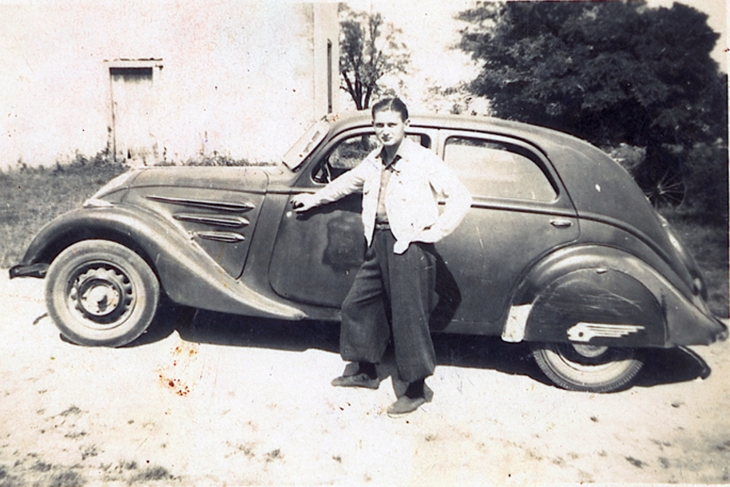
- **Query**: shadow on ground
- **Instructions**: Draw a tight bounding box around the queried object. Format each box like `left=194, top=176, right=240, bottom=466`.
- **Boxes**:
left=130, top=303, right=712, bottom=391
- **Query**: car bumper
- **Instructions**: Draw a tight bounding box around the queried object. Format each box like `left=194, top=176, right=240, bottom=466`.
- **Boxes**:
left=9, top=263, right=48, bottom=279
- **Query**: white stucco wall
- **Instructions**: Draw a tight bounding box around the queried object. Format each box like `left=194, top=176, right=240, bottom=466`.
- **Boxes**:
left=0, top=1, right=339, bottom=168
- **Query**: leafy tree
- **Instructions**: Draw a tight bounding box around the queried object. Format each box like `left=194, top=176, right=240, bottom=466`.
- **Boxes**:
left=424, top=82, right=482, bottom=115
left=339, top=4, right=410, bottom=110
left=457, top=1, right=727, bottom=208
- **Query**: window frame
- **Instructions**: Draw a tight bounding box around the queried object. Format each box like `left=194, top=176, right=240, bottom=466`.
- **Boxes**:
left=437, top=130, right=572, bottom=208
left=306, top=128, right=434, bottom=187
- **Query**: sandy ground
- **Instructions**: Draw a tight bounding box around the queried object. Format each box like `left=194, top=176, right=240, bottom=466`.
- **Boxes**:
left=0, top=274, right=728, bottom=487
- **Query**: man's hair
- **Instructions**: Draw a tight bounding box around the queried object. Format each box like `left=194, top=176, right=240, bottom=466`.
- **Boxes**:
left=371, top=97, right=409, bottom=121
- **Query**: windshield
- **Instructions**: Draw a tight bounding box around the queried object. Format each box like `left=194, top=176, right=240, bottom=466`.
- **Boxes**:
left=282, top=119, right=330, bottom=171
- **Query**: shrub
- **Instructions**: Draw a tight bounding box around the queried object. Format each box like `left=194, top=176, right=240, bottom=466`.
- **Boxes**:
left=682, top=141, right=729, bottom=223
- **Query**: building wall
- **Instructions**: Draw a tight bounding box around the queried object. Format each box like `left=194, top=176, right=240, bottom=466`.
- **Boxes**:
left=0, top=1, right=339, bottom=168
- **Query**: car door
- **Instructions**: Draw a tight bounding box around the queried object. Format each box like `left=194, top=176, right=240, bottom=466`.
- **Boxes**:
left=434, top=130, right=580, bottom=332
left=268, top=129, right=434, bottom=308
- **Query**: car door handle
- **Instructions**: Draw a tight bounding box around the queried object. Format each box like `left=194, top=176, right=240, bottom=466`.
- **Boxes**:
left=550, top=218, right=573, bottom=228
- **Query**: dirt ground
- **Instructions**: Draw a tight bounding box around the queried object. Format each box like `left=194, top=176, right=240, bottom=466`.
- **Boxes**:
left=1, top=274, right=728, bottom=487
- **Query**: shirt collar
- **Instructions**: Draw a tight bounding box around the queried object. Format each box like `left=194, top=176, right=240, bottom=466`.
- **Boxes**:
left=378, top=137, right=415, bottom=168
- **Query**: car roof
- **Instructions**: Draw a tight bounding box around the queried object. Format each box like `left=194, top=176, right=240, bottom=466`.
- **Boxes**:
left=327, top=110, right=594, bottom=154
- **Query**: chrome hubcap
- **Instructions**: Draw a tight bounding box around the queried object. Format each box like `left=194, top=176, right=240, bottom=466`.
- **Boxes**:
left=69, top=267, right=134, bottom=326
left=571, top=343, right=609, bottom=358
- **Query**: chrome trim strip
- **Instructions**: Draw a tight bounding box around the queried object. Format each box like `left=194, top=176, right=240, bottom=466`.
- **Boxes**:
left=567, top=323, right=645, bottom=343
left=146, top=195, right=255, bottom=212
left=194, top=231, right=246, bottom=243
left=174, top=213, right=250, bottom=228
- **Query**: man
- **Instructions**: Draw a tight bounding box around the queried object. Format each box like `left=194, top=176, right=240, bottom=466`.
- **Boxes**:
left=291, top=98, right=472, bottom=417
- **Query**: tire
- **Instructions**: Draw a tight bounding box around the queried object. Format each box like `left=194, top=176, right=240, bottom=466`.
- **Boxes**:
left=531, top=342, right=644, bottom=393
left=45, top=240, right=160, bottom=347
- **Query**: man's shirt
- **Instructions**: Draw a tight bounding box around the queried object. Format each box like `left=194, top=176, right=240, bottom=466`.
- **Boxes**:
left=375, top=152, right=398, bottom=224
left=310, top=138, right=472, bottom=254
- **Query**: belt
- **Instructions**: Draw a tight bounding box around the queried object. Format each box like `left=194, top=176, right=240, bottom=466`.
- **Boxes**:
left=374, top=221, right=390, bottom=230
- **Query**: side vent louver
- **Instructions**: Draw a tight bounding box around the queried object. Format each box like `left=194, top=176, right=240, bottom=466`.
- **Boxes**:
left=173, top=213, right=250, bottom=228
left=147, top=195, right=254, bottom=244
left=146, top=195, right=255, bottom=212
left=194, top=232, right=245, bottom=243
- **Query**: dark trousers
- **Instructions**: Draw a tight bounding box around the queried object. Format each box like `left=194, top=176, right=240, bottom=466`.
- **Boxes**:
left=339, top=228, right=437, bottom=384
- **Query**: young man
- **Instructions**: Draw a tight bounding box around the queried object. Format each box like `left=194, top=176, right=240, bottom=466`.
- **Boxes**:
left=291, top=98, right=472, bottom=416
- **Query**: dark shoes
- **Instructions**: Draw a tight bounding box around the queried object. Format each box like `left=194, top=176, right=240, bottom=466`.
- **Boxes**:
left=331, top=372, right=381, bottom=390
left=387, top=395, right=426, bottom=417
left=331, top=363, right=429, bottom=417
left=387, top=377, right=430, bottom=417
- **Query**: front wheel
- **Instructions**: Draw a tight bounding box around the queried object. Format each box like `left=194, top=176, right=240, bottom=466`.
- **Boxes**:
left=531, top=342, right=644, bottom=393
left=45, top=240, right=160, bottom=347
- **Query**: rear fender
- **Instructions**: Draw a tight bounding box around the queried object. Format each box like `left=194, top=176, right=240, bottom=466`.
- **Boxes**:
left=502, top=245, right=725, bottom=347
left=13, top=206, right=304, bottom=320
left=523, top=268, right=664, bottom=347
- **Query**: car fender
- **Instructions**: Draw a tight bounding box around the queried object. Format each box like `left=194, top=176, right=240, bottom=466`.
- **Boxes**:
left=501, top=245, right=725, bottom=347
left=12, top=205, right=305, bottom=320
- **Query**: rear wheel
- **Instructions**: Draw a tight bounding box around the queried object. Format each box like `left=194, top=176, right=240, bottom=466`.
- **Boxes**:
left=531, top=342, right=644, bottom=393
left=45, top=240, right=160, bottom=347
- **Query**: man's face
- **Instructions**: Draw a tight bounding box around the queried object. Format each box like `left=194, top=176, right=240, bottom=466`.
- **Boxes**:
left=373, top=110, right=408, bottom=149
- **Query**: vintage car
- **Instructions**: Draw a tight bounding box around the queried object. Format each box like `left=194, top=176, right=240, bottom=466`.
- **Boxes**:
left=10, top=112, right=727, bottom=392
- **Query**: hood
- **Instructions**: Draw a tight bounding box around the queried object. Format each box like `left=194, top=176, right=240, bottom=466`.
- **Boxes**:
left=129, top=166, right=270, bottom=193
left=88, top=166, right=272, bottom=203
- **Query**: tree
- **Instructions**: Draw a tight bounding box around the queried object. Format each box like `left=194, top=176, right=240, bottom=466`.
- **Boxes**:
left=457, top=2, right=727, bottom=208
left=423, top=82, right=487, bottom=116
left=339, top=4, right=410, bottom=110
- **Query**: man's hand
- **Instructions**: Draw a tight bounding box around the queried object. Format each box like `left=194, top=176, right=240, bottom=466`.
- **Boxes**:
left=290, top=193, right=318, bottom=213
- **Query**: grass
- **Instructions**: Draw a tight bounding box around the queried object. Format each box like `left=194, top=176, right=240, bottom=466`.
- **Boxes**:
left=48, top=470, right=86, bottom=487
left=128, top=466, right=172, bottom=484
left=660, top=208, right=729, bottom=317
left=1, top=160, right=727, bottom=316
left=0, top=161, right=126, bottom=268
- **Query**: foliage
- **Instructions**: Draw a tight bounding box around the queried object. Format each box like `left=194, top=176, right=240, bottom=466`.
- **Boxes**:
left=339, top=4, right=410, bottom=109
left=681, top=142, right=728, bottom=221
left=48, top=470, right=86, bottom=487
left=606, top=143, right=646, bottom=178
left=0, top=161, right=127, bottom=268
left=184, top=152, right=255, bottom=167
left=129, top=465, right=172, bottom=484
left=424, top=82, right=484, bottom=115
left=457, top=1, right=727, bottom=207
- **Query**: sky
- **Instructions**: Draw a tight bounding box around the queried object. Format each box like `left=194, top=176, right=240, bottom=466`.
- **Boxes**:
left=342, top=0, right=728, bottom=113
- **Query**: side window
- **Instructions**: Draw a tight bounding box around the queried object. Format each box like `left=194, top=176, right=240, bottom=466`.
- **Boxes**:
left=313, top=133, right=431, bottom=183
left=443, top=136, right=557, bottom=201
left=330, top=134, right=380, bottom=171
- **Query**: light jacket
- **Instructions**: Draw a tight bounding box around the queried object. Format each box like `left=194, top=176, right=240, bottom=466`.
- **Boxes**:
left=310, top=138, right=472, bottom=254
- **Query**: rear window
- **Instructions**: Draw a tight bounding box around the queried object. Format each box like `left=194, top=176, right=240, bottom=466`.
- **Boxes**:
left=444, top=136, right=557, bottom=201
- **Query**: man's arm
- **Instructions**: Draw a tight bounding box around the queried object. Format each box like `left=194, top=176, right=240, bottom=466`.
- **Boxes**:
left=291, top=160, right=369, bottom=213
left=416, top=156, right=472, bottom=242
